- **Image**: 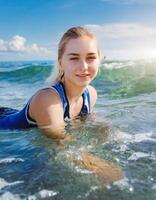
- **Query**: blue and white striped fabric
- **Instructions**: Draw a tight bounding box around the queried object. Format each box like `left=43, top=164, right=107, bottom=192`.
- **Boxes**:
left=52, top=82, right=91, bottom=120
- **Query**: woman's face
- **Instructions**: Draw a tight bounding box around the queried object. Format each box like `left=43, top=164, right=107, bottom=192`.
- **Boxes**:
left=59, top=36, right=100, bottom=88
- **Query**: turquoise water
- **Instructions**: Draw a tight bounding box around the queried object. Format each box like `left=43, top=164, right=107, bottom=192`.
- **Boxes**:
left=0, top=60, right=156, bottom=199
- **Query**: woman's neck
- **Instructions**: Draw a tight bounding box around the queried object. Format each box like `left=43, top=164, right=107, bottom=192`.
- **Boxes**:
left=62, top=79, right=85, bottom=103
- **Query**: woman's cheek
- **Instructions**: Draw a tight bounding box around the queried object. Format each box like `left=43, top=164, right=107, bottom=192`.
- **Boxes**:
left=90, top=65, right=99, bottom=76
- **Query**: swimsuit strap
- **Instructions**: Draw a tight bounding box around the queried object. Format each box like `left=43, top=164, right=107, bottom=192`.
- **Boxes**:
left=81, top=88, right=91, bottom=116
left=51, top=82, right=70, bottom=119
left=51, top=82, right=91, bottom=119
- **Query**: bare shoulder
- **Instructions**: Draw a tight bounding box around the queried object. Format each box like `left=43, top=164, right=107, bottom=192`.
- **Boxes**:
left=87, top=85, right=97, bottom=97
left=31, top=87, right=61, bottom=106
left=87, top=85, right=97, bottom=110
left=29, top=87, right=63, bottom=126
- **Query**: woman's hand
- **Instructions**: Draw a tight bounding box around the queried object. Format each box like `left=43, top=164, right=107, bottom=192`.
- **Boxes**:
left=65, top=150, right=123, bottom=186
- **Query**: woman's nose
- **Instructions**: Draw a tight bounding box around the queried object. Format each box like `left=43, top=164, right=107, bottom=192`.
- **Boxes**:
left=79, top=59, right=88, bottom=70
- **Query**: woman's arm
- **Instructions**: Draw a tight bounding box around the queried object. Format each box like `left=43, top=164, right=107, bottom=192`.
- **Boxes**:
left=29, top=88, right=66, bottom=139
left=64, top=150, right=123, bottom=186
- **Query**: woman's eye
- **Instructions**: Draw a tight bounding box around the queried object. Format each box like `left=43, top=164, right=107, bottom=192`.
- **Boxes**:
left=70, top=57, right=78, bottom=60
left=87, top=57, right=96, bottom=60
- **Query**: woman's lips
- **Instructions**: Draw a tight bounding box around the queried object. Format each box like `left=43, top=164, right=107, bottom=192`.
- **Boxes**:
left=76, top=74, right=89, bottom=77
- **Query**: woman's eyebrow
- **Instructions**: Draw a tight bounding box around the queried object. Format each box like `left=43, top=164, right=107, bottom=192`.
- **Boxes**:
left=67, top=52, right=96, bottom=56
left=87, top=53, right=97, bottom=55
left=67, top=53, right=79, bottom=56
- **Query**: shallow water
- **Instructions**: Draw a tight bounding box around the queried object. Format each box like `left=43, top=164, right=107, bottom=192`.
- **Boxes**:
left=0, top=60, right=156, bottom=200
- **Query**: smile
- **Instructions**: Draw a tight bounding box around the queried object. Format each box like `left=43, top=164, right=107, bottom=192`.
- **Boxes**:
left=76, top=74, right=90, bottom=77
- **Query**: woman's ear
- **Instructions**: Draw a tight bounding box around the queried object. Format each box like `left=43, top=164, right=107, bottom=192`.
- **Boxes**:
left=58, top=59, right=61, bottom=67
left=58, top=59, right=63, bottom=71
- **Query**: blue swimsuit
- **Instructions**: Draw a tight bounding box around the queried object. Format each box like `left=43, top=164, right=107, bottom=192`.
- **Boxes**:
left=0, top=82, right=91, bottom=129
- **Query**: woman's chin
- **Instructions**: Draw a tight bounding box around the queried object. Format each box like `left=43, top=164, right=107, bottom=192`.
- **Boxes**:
left=76, top=81, right=90, bottom=88
left=66, top=77, right=91, bottom=88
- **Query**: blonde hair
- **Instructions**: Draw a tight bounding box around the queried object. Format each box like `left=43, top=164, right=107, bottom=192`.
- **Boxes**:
left=47, top=26, right=102, bottom=84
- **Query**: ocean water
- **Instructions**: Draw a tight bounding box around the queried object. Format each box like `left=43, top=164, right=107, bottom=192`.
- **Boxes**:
left=0, top=60, right=156, bottom=200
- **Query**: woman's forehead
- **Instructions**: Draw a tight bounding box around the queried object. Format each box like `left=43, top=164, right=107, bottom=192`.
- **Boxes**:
left=64, top=37, right=98, bottom=54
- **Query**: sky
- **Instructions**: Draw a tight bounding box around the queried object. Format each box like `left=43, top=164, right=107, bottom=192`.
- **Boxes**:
left=0, top=0, right=156, bottom=61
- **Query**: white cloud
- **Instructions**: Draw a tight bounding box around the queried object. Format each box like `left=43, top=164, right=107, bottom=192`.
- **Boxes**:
left=8, top=35, right=26, bottom=52
left=85, top=23, right=156, bottom=60
left=0, top=35, right=52, bottom=57
left=0, top=39, right=7, bottom=51
left=85, top=23, right=156, bottom=39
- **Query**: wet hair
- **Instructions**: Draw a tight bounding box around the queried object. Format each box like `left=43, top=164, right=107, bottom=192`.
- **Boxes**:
left=47, top=26, right=101, bottom=83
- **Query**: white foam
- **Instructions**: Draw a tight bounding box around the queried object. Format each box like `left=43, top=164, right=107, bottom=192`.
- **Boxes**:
left=0, top=158, right=24, bottom=164
left=0, top=178, right=10, bottom=190
left=112, top=130, right=132, bottom=143
left=28, top=189, right=58, bottom=200
left=113, top=130, right=156, bottom=144
left=128, top=152, right=150, bottom=161
left=113, top=177, right=134, bottom=192
left=74, top=166, right=93, bottom=174
left=102, top=61, right=135, bottom=69
left=117, top=144, right=128, bottom=152
left=152, top=184, right=156, bottom=190
left=134, top=132, right=156, bottom=143
left=0, top=178, right=24, bottom=190
left=0, top=192, right=21, bottom=200
left=84, top=186, right=99, bottom=197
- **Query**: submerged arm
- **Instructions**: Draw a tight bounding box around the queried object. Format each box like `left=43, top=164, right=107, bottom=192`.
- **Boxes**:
left=64, top=149, right=123, bottom=186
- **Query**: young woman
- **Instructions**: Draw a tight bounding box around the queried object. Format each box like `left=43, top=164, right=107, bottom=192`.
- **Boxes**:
left=0, top=27, right=123, bottom=184
left=0, top=26, right=101, bottom=139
